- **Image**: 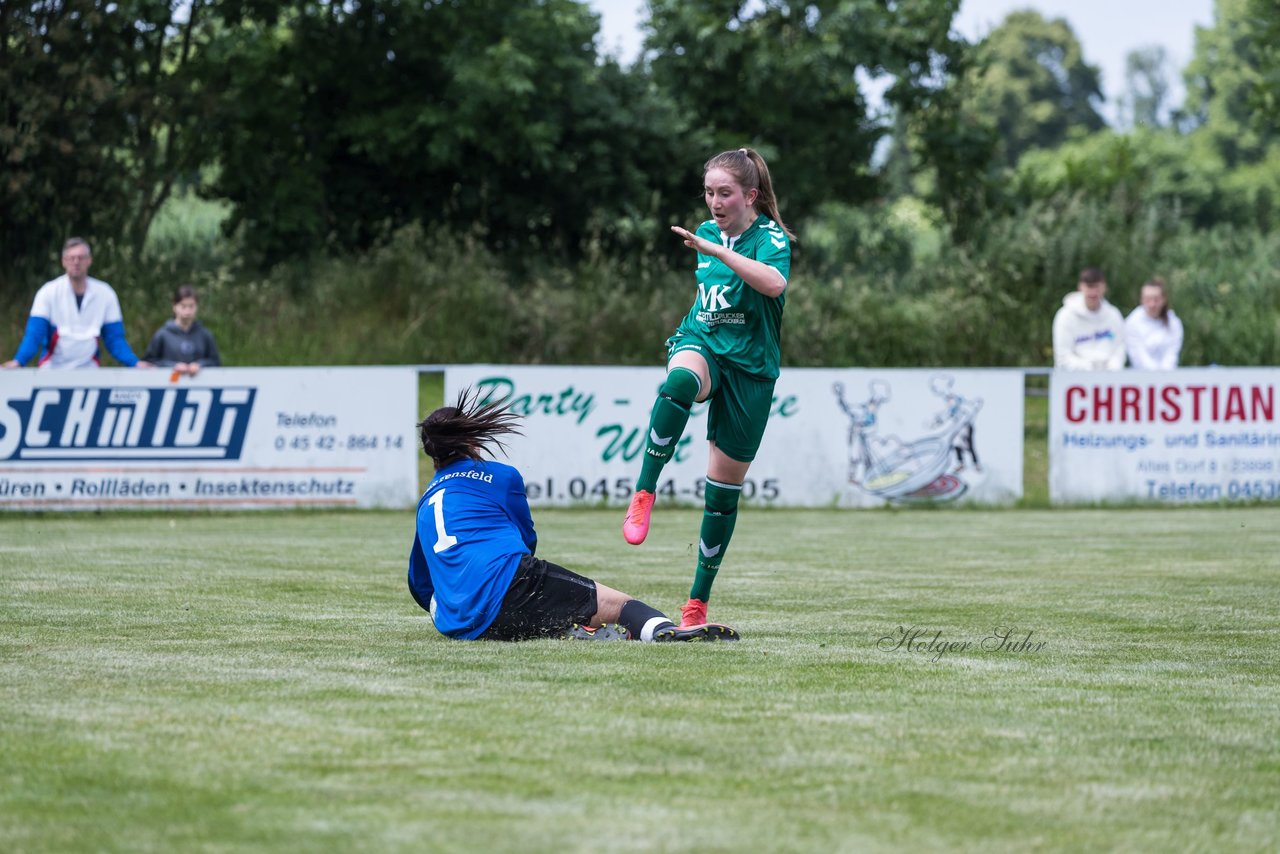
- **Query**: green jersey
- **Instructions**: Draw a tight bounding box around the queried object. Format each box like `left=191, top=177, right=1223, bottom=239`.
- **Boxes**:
left=675, top=213, right=791, bottom=380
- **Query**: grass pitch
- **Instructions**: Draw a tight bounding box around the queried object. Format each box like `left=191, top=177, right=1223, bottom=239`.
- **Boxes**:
left=2, top=507, right=1278, bottom=853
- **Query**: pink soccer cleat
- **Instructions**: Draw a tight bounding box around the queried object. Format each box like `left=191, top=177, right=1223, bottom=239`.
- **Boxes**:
left=622, top=490, right=655, bottom=545
left=679, top=597, right=708, bottom=629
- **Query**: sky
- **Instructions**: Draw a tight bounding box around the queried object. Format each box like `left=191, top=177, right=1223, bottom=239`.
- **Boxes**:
left=587, top=0, right=1218, bottom=124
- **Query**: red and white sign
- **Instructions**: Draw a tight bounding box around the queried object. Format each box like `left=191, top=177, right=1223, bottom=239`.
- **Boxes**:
left=1049, top=369, right=1280, bottom=503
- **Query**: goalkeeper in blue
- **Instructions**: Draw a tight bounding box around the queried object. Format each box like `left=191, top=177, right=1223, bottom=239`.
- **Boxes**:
left=408, top=390, right=740, bottom=643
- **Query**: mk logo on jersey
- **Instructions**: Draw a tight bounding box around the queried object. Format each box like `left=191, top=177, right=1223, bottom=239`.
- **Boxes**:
left=0, top=386, right=256, bottom=462
left=698, top=282, right=733, bottom=312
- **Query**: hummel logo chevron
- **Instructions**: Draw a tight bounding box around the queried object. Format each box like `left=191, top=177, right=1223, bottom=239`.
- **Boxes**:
left=699, top=539, right=721, bottom=558
left=650, top=429, right=673, bottom=447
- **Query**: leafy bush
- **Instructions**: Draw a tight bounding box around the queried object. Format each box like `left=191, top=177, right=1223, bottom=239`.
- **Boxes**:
left=6, top=193, right=1274, bottom=372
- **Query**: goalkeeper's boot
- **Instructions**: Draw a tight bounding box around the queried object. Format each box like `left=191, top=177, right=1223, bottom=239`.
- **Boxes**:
left=653, top=622, right=739, bottom=642
left=679, top=597, right=708, bottom=629
left=622, top=490, right=656, bottom=545
left=565, top=623, right=630, bottom=641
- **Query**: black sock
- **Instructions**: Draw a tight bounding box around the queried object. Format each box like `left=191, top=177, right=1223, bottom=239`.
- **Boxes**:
left=619, top=599, right=674, bottom=641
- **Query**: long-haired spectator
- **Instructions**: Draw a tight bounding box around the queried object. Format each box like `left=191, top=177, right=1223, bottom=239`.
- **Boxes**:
left=1124, top=277, right=1184, bottom=370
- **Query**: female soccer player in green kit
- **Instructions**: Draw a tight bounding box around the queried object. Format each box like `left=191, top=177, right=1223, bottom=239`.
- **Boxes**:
left=622, top=147, right=794, bottom=629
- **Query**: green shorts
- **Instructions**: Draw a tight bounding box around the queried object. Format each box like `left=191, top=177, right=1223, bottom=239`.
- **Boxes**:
left=666, top=332, right=776, bottom=463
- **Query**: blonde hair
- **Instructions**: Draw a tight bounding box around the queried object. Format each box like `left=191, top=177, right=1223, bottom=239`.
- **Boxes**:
left=703, top=148, right=795, bottom=239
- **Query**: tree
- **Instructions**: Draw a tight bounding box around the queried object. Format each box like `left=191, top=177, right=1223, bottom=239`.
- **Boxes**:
left=1249, top=0, right=1280, bottom=124
left=643, top=0, right=967, bottom=225
left=1185, top=0, right=1277, bottom=164
left=1181, top=0, right=1279, bottom=229
left=967, top=10, right=1106, bottom=167
left=1012, top=128, right=1231, bottom=228
left=905, top=75, right=1004, bottom=240
left=0, top=0, right=220, bottom=288
left=1120, top=46, right=1171, bottom=129
left=203, top=0, right=696, bottom=267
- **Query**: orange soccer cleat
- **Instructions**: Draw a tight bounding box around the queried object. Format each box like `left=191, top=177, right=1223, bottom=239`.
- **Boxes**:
left=679, top=597, right=708, bottom=629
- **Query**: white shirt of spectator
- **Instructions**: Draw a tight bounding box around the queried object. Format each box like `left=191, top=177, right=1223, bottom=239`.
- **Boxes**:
left=1053, top=291, right=1127, bottom=370
left=30, top=275, right=125, bottom=369
left=1125, top=306, right=1184, bottom=371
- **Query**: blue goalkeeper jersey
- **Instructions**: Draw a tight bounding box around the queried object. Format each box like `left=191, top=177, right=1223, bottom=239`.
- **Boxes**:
left=408, top=458, right=537, bottom=639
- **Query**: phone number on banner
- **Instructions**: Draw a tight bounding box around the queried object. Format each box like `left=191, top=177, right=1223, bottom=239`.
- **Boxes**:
left=524, top=477, right=781, bottom=503
left=273, top=434, right=405, bottom=451
left=1148, top=478, right=1280, bottom=501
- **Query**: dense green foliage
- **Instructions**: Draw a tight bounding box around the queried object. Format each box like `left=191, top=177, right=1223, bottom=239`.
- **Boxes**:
left=202, top=0, right=704, bottom=267
left=1, top=0, right=1277, bottom=368
left=646, top=0, right=963, bottom=225
left=966, top=10, right=1106, bottom=167
left=16, top=196, right=1269, bottom=370
left=0, top=0, right=219, bottom=280
left=1253, top=0, right=1280, bottom=121
left=1118, top=46, right=1174, bottom=129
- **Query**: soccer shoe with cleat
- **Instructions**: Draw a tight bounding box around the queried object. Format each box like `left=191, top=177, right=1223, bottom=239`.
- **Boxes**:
left=565, top=622, right=630, bottom=641
left=652, top=622, right=740, bottom=642
left=679, top=597, right=708, bottom=628
left=622, top=489, right=656, bottom=545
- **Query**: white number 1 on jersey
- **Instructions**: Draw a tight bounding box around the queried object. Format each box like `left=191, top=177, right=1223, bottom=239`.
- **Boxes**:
left=428, top=489, right=458, bottom=553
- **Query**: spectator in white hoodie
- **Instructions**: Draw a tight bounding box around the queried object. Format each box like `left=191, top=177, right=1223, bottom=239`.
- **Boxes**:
left=1052, top=266, right=1126, bottom=370
left=1124, top=277, right=1183, bottom=370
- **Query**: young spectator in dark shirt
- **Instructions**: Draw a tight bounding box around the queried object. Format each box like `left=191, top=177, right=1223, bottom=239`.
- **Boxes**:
left=143, top=285, right=221, bottom=376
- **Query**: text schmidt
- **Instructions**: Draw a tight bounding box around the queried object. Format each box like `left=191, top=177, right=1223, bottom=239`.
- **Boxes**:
left=0, top=386, right=255, bottom=462
left=1065, top=383, right=1274, bottom=424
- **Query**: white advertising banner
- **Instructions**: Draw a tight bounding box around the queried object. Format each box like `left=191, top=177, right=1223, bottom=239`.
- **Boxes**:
left=444, top=366, right=1023, bottom=507
left=0, top=367, right=418, bottom=510
left=1049, top=368, right=1280, bottom=504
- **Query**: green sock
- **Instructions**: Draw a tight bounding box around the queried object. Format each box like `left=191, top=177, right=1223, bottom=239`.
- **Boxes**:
left=636, top=368, right=700, bottom=493
left=690, top=478, right=741, bottom=602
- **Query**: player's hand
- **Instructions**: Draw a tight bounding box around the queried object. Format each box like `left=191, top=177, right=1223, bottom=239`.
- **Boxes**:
left=671, top=225, right=719, bottom=257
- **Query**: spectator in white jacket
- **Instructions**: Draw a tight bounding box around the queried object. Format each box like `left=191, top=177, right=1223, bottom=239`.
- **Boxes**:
left=2, top=238, right=151, bottom=370
left=1125, top=277, right=1183, bottom=370
left=1052, top=266, right=1126, bottom=371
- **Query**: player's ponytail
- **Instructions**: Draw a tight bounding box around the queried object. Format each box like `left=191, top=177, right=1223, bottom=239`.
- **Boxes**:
left=704, top=147, right=796, bottom=240
left=418, top=388, right=523, bottom=468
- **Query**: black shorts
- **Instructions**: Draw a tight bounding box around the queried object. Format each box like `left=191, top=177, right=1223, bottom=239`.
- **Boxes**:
left=479, top=554, right=598, bottom=641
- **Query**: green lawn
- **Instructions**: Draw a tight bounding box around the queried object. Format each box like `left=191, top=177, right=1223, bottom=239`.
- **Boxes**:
left=2, top=507, right=1278, bottom=852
